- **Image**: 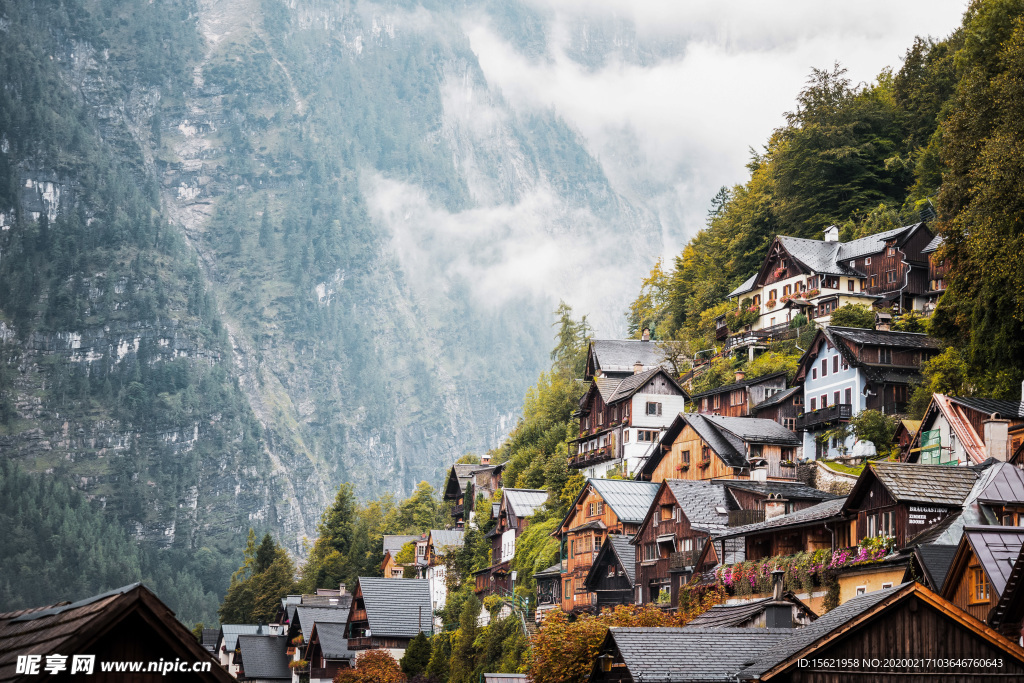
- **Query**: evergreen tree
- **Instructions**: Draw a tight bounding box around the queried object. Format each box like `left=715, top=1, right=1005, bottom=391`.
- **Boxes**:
left=400, top=631, right=432, bottom=678
left=448, top=594, right=481, bottom=683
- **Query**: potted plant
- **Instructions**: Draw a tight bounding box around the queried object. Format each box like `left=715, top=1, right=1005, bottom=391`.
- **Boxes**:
left=766, top=298, right=777, bottom=309
left=773, top=266, right=786, bottom=278
left=780, top=460, right=796, bottom=468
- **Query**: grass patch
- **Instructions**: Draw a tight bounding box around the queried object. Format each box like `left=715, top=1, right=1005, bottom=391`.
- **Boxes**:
left=822, top=460, right=865, bottom=476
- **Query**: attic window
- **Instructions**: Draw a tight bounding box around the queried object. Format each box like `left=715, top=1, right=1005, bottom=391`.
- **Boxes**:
left=866, top=257, right=872, bottom=266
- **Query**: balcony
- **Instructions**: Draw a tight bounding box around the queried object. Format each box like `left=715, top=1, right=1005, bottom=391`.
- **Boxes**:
left=668, top=550, right=702, bottom=570
left=796, top=403, right=852, bottom=430
left=569, top=444, right=615, bottom=469
left=728, top=509, right=765, bottom=527
left=451, top=503, right=465, bottom=518
left=724, top=322, right=798, bottom=352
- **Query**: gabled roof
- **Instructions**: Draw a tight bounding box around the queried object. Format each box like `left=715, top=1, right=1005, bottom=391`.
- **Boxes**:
left=689, top=371, right=788, bottom=400
left=383, top=534, right=420, bottom=557
left=912, top=544, right=958, bottom=591
left=752, top=386, right=801, bottom=412
left=727, top=273, right=759, bottom=299
left=844, top=462, right=980, bottom=511
left=922, top=234, right=944, bottom=254
left=837, top=223, right=925, bottom=261
left=220, top=624, right=263, bottom=652
left=827, top=326, right=942, bottom=351
left=778, top=235, right=855, bottom=276
left=685, top=598, right=774, bottom=628
left=294, top=606, right=349, bottom=641
left=589, top=479, right=661, bottom=525
left=959, top=527, right=1024, bottom=597
left=716, top=479, right=839, bottom=502
left=310, top=621, right=353, bottom=661
left=202, top=627, right=220, bottom=652
left=237, top=635, right=290, bottom=680
left=444, top=463, right=483, bottom=497
left=581, top=367, right=687, bottom=409
left=354, top=578, right=432, bottom=638
left=588, top=339, right=673, bottom=377
left=664, top=480, right=732, bottom=532
left=687, top=415, right=747, bottom=469
left=585, top=534, right=637, bottom=589
left=502, top=489, right=548, bottom=520
left=990, top=544, right=1024, bottom=635
left=429, top=529, right=465, bottom=553
left=714, top=498, right=847, bottom=541
left=0, top=583, right=232, bottom=683
left=949, top=396, right=1024, bottom=419
left=977, top=463, right=1024, bottom=504
left=704, top=415, right=801, bottom=446
left=533, top=563, right=563, bottom=579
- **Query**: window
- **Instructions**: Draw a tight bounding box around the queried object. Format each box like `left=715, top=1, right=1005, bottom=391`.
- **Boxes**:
left=769, top=289, right=777, bottom=301
left=682, top=450, right=690, bottom=465
left=646, top=401, right=662, bottom=416
left=700, top=445, right=712, bottom=466
left=623, top=430, right=630, bottom=443
left=812, top=368, right=817, bottom=380
left=844, top=388, right=852, bottom=406
left=810, top=398, right=817, bottom=411
left=783, top=285, right=791, bottom=296
left=598, top=410, right=603, bottom=426
left=879, top=347, right=892, bottom=364
left=731, top=390, right=744, bottom=406
left=867, top=510, right=894, bottom=538
left=886, top=270, right=897, bottom=284
left=661, top=505, right=674, bottom=521
left=588, top=502, right=604, bottom=517
left=794, top=394, right=803, bottom=406
left=881, top=582, right=893, bottom=590
left=847, top=279, right=854, bottom=292
left=643, top=543, right=658, bottom=562
left=821, top=359, right=828, bottom=377
left=624, top=403, right=629, bottom=418
left=783, top=417, right=796, bottom=430
left=856, top=586, right=867, bottom=596
left=865, top=257, right=872, bottom=266
left=821, top=394, right=828, bottom=408
left=823, top=276, right=839, bottom=289
left=564, top=579, right=571, bottom=598
left=833, top=356, right=839, bottom=374
left=753, top=295, right=761, bottom=307
left=870, top=274, right=878, bottom=287
left=970, top=567, right=991, bottom=604
left=887, top=246, right=896, bottom=256
left=712, top=394, right=721, bottom=410
left=833, top=391, right=840, bottom=406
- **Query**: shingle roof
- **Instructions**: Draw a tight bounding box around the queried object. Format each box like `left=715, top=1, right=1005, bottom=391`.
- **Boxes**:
left=503, top=489, right=548, bottom=519
left=921, top=234, right=944, bottom=254
left=689, top=371, right=788, bottom=400
left=589, top=479, right=661, bottom=524
left=589, top=339, right=672, bottom=375
left=685, top=598, right=772, bottom=628
left=705, top=415, right=801, bottom=446
left=312, top=622, right=354, bottom=660
left=294, top=606, right=349, bottom=641
left=779, top=236, right=853, bottom=276
left=727, top=273, right=759, bottom=299
left=914, top=544, right=957, bottom=591
left=237, top=635, right=290, bottom=680
left=717, top=480, right=839, bottom=502
left=753, top=386, right=801, bottom=411
left=836, top=224, right=921, bottom=261
left=964, top=527, right=1024, bottom=597
left=685, top=415, right=747, bottom=468
left=430, top=529, right=465, bottom=552
left=737, top=584, right=904, bottom=679
left=865, top=462, right=980, bottom=506
left=608, top=534, right=637, bottom=585
left=221, top=624, right=263, bottom=652
left=533, top=563, right=563, bottom=579
left=605, top=627, right=795, bottom=682
left=829, top=327, right=942, bottom=350
left=714, top=498, right=847, bottom=541
left=202, top=628, right=220, bottom=652
left=357, top=578, right=433, bottom=638
left=383, top=535, right=420, bottom=557
left=664, top=480, right=732, bottom=532
left=949, top=396, right=1024, bottom=419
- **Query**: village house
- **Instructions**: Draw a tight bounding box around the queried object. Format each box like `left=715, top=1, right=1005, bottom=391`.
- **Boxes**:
left=345, top=578, right=432, bottom=660
left=905, top=390, right=1024, bottom=466
left=582, top=535, right=637, bottom=610
left=571, top=366, right=688, bottom=479
left=235, top=633, right=290, bottom=682
left=285, top=601, right=350, bottom=681
left=585, top=335, right=676, bottom=380
left=381, top=534, right=420, bottom=579
left=637, top=414, right=803, bottom=483
left=588, top=582, right=1024, bottom=682
left=418, top=529, right=463, bottom=623
left=217, top=624, right=263, bottom=676
left=305, top=621, right=353, bottom=683
left=795, top=326, right=941, bottom=459
left=690, top=371, right=789, bottom=418
left=0, top=583, right=232, bottom=683
left=751, top=386, right=804, bottom=431
left=553, top=479, right=659, bottom=613
left=941, top=526, right=1024, bottom=627
left=532, top=564, right=563, bottom=620
left=920, top=234, right=948, bottom=313
left=474, top=488, right=547, bottom=597
left=719, top=223, right=934, bottom=355
left=442, top=463, right=492, bottom=528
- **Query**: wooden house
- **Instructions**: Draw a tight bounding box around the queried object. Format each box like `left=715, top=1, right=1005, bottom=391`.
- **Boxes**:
left=345, top=578, right=432, bottom=659
left=893, top=419, right=921, bottom=456
left=0, top=583, right=232, bottom=682
left=571, top=367, right=688, bottom=479
left=638, top=414, right=802, bottom=483
left=305, top=622, right=353, bottom=683
left=711, top=497, right=848, bottom=564
left=920, top=234, right=949, bottom=313
left=751, top=386, right=803, bottom=431
left=474, top=489, right=547, bottom=597
left=284, top=604, right=350, bottom=674
left=905, top=392, right=1024, bottom=466
left=795, top=327, right=941, bottom=459
left=941, top=526, right=1024, bottom=625
left=532, top=563, right=563, bottom=619
left=421, top=530, right=463, bottom=622
left=553, top=479, right=659, bottom=613
left=381, top=534, right=420, bottom=579
left=216, top=625, right=262, bottom=675
left=589, top=582, right=1024, bottom=682
left=235, top=634, right=290, bottom=682
left=690, top=371, right=788, bottom=418
left=583, top=535, right=637, bottom=611
left=685, top=595, right=816, bottom=629
left=585, top=335, right=674, bottom=380
left=443, top=463, right=489, bottom=528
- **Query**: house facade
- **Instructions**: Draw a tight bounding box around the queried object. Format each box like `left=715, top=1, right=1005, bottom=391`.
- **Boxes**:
left=474, top=489, right=547, bottom=598
left=905, top=392, right=1024, bottom=466
left=690, top=371, right=789, bottom=418
left=582, top=535, right=636, bottom=610
left=346, top=578, right=433, bottom=660
left=941, top=526, right=1024, bottom=623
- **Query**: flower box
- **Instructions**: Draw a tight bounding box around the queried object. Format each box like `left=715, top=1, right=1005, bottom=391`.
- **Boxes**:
left=766, top=299, right=777, bottom=309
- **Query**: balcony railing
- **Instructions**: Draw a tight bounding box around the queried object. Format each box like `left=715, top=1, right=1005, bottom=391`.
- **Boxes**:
left=795, top=403, right=852, bottom=430
left=569, top=445, right=615, bottom=469
left=724, top=323, right=799, bottom=351
left=728, top=509, right=766, bottom=527
left=668, top=550, right=702, bottom=570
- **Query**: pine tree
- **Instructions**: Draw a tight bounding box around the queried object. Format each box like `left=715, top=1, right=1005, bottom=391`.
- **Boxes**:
left=400, top=631, right=431, bottom=678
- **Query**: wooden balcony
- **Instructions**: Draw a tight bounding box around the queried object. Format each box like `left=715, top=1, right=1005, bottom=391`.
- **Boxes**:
left=569, top=445, right=615, bottom=469
left=668, top=550, right=702, bottom=570
left=796, top=403, right=852, bottom=430
left=724, top=323, right=798, bottom=352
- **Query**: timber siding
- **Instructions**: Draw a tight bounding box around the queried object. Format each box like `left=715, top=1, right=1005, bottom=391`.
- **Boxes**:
left=633, top=485, right=711, bottom=606
left=651, top=424, right=738, bottom=482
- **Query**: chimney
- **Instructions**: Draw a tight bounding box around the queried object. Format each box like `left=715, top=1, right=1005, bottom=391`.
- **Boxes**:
left=824, top=225, right=840, bottom=243
left=735, top=370, right=746, bottom=383
left=750, top=465, right=767, bottom=482
left=875, top=311, right=892, bottom=332
left=764, top=570, right=795, bottom=629
left=634, top=361, right=644, bottom=375
left=256, top=621, right=264, bottom=635
left=338, top=583, right=346, bottom=595
left=984, top=417, right=1010, bottom=461
left=641, top=328, right=651, bottom=342
left=764, top=495, right=788, bottom=521
left=480, top=454, right=491, bottom=466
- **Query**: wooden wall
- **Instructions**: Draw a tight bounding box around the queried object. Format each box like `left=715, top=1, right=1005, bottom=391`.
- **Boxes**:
left=633, top=485, right=709, bottom=606
left=560, top=486, right=625, bottom=611
left=651, top=424, right=741, bottom=483
left=948, top=547, right=998, bottom=623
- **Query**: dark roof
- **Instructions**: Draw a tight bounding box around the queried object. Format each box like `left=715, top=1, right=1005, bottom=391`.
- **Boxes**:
left=737, top=584, right=903, bottom=679
left=202, top=628, right=219, bottom=651
left=603, top=627, right=795, bottom=682
left=991, top=544, right=1024, bottom=632
left=533, top=563, right=562, bottom=579
left=778, top=236, right=852, bottom=276
left=922, top=234, right=944, bottom=254
left=294, top=606, right=349, bottom=641
left=608, top=534, right=637, bottom=585
left=568, top=520, right=608, bottom=533
left=752, top=386, right=801, bottom=412
left=312, top=622, right=354, bottom=660
left=837, top=224, right=922, bottom=261
left=220, top=624, right=263, bottom=652
left=705, top=415, right=801, bottom=446
left=914, top=544, right=958, bottom=590
left=727, top=273, right=758, bottom=298
left=686, top=415, right=747, bottom=468
left=383, top=534, right=420, bottom=557
left=503, top=489, right=548, bottom=519
left=589, top=339, right=672, bottom=375
left=714, top=498, right=847, bottom=541
left=664, top=480, right=731, bottom=532
left=828, top=326, right=942, bottom=350
left=949, top=396, right=1024, bottom=419
left=906, top=510, right=964, bottom=547
left=977, top=463, right=1024, bottom=504
left=851, top=462, right=980, bottom=508
left=356, top=578, right=432, bottom=638
left=717, top=479, right=839, bottom=502
left=237, top=635, right=290, bottom=680
left=689, top=371, right=788, bottom=400
left=589, top=479, right=661, bottom=524
left=685, top=598, right=771, bottom=628
left=964, top=526, right=1024, bottom=597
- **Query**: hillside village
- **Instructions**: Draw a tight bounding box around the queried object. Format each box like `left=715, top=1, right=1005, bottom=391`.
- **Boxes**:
left=5, top=221, right=1024, bottom=683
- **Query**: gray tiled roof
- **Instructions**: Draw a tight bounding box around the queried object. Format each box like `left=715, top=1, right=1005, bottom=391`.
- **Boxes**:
left=237, top=635, right=290, bottom=680
left=779, top=236, right=853, bottom=276
left=608, top=534, right=637, bottom=585
left=608, top=367, right=684, bottom=403
left=606, top=627, right=795, bottom=682
left=728, top=273, right=758, bottom=299
left=752, top=386, right=801, bottom=411
left=202, top=628, right=219, bottom=651
left=921, top=234, right=944, bottom=254
left=949, top=396, right=1024, bottom=419
left=294, top=606, right=348, bottom=641
left=220, top=624, right=262, bottom=652
left=915, top=544, right=957, bottom=590
left=867, top=462, right=979, bottom=506
left=689, top=371, right=788, bottom=400
left=685, top=598, right=771, bottom=628
left=589, top=339, right=673, bottom=375
left=964, top=527, right=1024, bottom=596
left=533, top=563, right=562, bottom=579
left=685, top=415, right=747, bottom=468
left=665, top=480, right=731, bottom=532
left=357, top=578, right=432, bottom=638
left=589, top=479, right=661, bottom=524
left=737, top=585, right=904, bottom=679
left=503, top=489, right=548, bottom=519
left=836, top=224, right=920, bottom=261
left=430, top=529, right=465, bottom=553
left=312, top=622, right=353, bottom=661
left=717, top=480, right=839, bottom=502
left=705, top=415, right=802, bottom=446
left=714, top=498, right=847, bottom=541
left=383, top=535, right=420, bottom=557
left=829, top=327, right=942, bottom=350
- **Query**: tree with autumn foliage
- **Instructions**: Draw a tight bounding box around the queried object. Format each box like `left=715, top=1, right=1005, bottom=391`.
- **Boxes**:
left=527, top=587, right=726, bottom=683
left=334, top=650, right=406, bottom=683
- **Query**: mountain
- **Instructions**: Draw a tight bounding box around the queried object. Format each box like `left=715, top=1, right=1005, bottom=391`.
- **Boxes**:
left=0, top=0, right=671, bottom=619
